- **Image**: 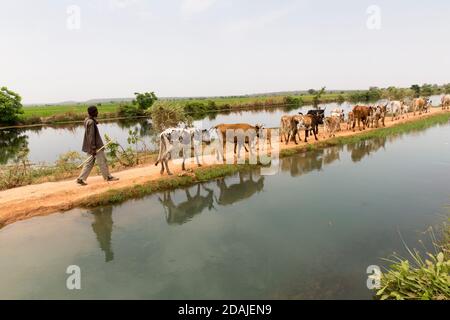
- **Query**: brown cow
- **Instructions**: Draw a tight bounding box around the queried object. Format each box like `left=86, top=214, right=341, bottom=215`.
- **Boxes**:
left=412, top=97, right=431, bottom=115
left=298, top=114, right=319, bottom=142
left=352, top=105, right=372, bottom=131
left=214, top=123, right=262, bottom=159
left=280, top=115, right=298, bottom=144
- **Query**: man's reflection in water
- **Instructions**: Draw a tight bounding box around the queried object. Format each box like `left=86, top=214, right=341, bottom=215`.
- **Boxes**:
left=91, top=206, right=114, bottom=262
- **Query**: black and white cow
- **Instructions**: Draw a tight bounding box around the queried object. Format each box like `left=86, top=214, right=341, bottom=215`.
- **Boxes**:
left=155, top=126, right=213, bottom=175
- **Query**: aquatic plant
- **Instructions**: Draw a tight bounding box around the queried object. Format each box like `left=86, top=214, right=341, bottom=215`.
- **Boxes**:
left=375, top=221, right=450, bottom=300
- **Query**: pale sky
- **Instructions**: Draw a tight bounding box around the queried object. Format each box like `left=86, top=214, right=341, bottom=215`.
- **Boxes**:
left=1, top=0, right=449, bottom=104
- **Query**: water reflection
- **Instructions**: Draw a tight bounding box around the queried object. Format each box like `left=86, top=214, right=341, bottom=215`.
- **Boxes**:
left=90, top=206, right=114, bottom=262
left=281, top=150, right=325, bottom=176
left=87, top=135, right=395, bottom=261
left=216, top=171, right=264, bottom=206
left=347, top=137, right=386, bottom=163
left=0, top=119, right=153, bottom=164
left=158, top=184, right=215, bottom=225
left=0, top=129, right=29, bottom=164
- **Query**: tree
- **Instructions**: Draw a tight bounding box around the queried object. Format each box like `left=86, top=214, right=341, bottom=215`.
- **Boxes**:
left=312, top=87, right=326, bottom=108
left=444, top=83, right=450, bottom=94
left=410, top=84, right=421, bottom=98
left=383, top=86, right=406, bottom=100
left=421, top=84, right=433, bottom=97
left=132, top=92, right=158, bottom=110
left=367, top=87, right=382, bottom=101
left=0, top=87, right=23, bottom=124
left=150, top=101, right=190, bottom=131
left=308, top=89, right=316, bottom=95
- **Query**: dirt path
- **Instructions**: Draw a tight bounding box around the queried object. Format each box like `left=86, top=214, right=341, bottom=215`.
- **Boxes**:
left=0, top=108, right=447, bottom=228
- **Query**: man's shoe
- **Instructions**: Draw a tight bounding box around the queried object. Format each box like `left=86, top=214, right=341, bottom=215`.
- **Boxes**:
left=107, top=176, right=119, bottom=182
left=77, top=179, right=87, bottom=186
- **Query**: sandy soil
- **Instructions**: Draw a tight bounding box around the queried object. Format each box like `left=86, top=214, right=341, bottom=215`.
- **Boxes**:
left=0, top=108, right=448, bottom=228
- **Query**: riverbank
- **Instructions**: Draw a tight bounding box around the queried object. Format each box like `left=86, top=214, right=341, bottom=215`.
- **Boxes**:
left=9, top=93, right=345, bottom=127
left=374, top=218, right=449, bottom=300
left=1, top=108, right=450, bottom=228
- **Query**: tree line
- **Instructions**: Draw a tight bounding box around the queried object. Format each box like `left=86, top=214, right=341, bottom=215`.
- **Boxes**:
left=1, top=83, right=450, bottom=125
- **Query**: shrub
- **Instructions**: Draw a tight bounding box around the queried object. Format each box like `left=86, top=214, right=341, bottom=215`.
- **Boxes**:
left=132, top=92, right=158, bottom=110
left=375, top=221, right=450, bottom=300
left=0, top=87, right=23, bottom=124
left=283, top=96, right=303, bottom=106
left=0, top=149, right=32, bottom=189
left=151, top=101, right=191, bottom=131
left=376, top=251, right=449, bottom=300
left=117, top=104, right=146, bottom=117
left=55, top=151, right=83, bottom=172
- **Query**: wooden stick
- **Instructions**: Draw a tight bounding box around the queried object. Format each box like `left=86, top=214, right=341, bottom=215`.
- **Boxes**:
left=77, top=140, right=114, bottom=169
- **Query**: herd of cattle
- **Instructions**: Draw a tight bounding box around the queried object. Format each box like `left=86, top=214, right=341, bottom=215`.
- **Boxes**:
left=155, top=95, right=450, bottom=175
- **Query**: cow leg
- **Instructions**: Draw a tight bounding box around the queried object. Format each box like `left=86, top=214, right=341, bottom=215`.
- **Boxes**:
left=181, top=146, right=186, bottom=171
left=194, top=145, right=202, bottom=167
left=304, top=129, right=309, bottom=143
left=286, top=130, right=293, bottom=145
left=160, top=160, right=165, bottom=174
left=237, top=142, right=242, bottom=159
left=313, top=128, right=318, bottom=140
left=164, top=158, right=172, bottom=175
left=248, top=140, right=254, bottom=158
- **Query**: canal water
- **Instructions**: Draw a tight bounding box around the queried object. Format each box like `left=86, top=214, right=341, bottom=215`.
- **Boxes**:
left=0, top=120, right=449, bottom=299
left=1, top=95, right=443, bottom=165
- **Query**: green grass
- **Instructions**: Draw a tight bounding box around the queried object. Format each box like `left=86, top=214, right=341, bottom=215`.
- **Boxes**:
left=22, top=102, right=119, bottom=118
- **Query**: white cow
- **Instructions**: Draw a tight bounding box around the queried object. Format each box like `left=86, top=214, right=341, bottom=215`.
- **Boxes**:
left=441, top=94, right=450, bottom=110
left=389, top=100, right=407, bottom=121
left=330, top=108, right=345, bottom=125
left=155, top=126, right=213, bottom=175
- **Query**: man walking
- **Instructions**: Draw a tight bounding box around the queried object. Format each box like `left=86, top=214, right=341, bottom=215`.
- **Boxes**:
left=77, top=106, right=118, bottom=186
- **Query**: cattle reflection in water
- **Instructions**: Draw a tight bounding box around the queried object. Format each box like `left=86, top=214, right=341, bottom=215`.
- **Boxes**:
left=280, top=147, right=342, bottom=177
left=158, top=184, right=215, bottom=225
left=157, top=171, right=264, bottom=225
left=346, top=137, right=386, bottom=163
left=157, top=137, right=390, bottom=225
left=87, top=136, right=391, bottom=261
left=280, top=137, right=387, bottom=177
left=215, top=171, right=264, bottom=206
